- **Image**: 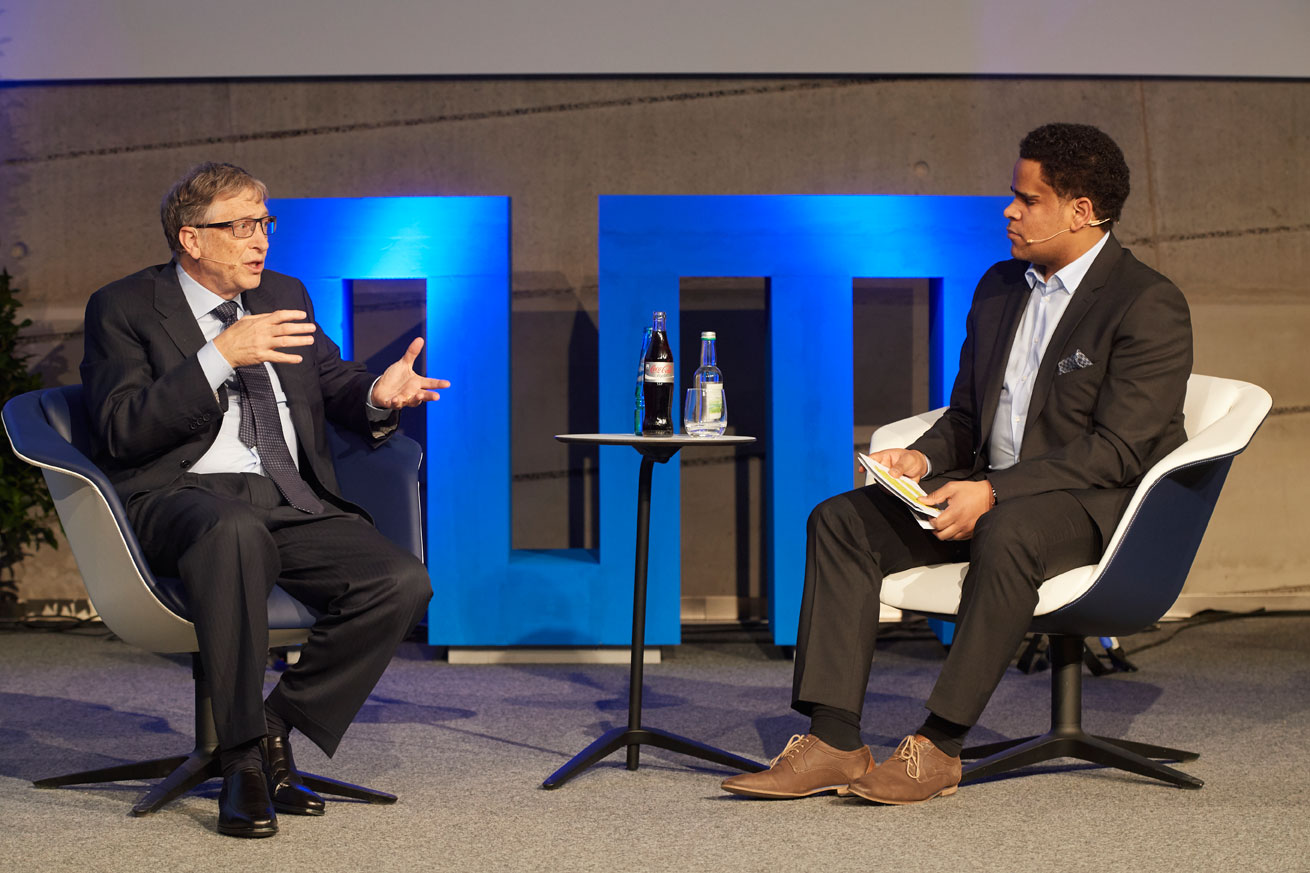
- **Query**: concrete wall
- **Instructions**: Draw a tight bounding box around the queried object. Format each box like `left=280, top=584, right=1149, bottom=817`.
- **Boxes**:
left=4, top=77, right=1306, bottom=619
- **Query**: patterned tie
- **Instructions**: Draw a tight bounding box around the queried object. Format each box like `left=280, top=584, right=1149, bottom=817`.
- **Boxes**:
left=212, top=301, right=324, bottom=514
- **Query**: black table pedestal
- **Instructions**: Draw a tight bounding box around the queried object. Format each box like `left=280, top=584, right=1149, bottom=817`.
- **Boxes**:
left=543, top=444, right=764, bottom=788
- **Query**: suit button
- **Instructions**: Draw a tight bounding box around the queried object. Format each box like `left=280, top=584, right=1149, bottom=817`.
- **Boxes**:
left=180, top=459, right=192, bottom=469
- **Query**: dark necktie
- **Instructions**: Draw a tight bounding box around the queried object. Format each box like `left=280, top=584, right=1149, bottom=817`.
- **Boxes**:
left=212, top=301, right=324, bottom=514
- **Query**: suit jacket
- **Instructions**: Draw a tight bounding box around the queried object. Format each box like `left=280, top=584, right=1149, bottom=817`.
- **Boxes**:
left=909, top=235, right=1192, bottom=541
left=80, top=263, right=394, bottom=505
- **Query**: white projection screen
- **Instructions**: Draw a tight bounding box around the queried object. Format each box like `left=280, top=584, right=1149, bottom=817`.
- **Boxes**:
left=2, top=0, right=1308, bottom=81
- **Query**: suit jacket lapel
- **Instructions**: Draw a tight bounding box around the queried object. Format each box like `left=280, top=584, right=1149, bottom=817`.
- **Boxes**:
left=976, top=277, right=1030, bottom=456
left=154, top=263, right=208, bottom=357
left=1025, top=235, right=1123, bottom=427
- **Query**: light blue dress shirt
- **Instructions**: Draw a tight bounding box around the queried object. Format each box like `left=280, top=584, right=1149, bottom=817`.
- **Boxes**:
left=987, top=232, right=1110, bottom=471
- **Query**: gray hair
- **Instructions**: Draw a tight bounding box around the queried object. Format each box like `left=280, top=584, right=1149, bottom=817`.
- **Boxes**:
left=160, top=162, right=270, bottom=255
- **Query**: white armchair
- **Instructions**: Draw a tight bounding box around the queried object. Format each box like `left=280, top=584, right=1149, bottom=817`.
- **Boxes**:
left=865, top=374, right=1272, bottom=788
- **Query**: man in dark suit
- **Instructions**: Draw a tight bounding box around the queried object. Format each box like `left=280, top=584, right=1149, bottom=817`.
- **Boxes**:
left=722, top=123, right=1192, bottom=804
left=81, top=162, right=445, bottom=837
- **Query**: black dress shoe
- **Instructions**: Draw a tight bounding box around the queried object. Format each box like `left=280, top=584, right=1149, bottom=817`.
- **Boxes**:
left=262, top=734, right=326, bottom=816
left=218, top=768, right=278, bottom=838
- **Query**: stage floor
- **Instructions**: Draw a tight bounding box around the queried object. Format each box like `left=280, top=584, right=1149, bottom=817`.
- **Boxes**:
left=2, top=613, right=1306, bottom=872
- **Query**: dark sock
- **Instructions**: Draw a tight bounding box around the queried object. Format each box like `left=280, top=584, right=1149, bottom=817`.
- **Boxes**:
left=264, top=702, right=291, bottom=739
left=219, top=738, right=263, bottom=778
left=917, top=712, right=969, bottom=758
left=809, top=704, right=864, bottom=752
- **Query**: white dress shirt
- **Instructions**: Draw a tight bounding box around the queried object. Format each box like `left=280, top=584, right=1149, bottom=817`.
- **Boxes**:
left=987, top=232, right=1110, bottom=471
left=177, top=264, right=302, bottom=475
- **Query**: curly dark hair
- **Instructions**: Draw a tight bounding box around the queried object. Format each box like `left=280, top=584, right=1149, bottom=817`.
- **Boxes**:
left=1019, top=123, right=1130, bottom=226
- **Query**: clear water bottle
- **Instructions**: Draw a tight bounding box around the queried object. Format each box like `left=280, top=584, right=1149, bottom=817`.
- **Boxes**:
left=689, top=330, right=726, bottom=436
left=634, top=326, right=652, bottom=435
left=640, top=312, right=674, bottom=436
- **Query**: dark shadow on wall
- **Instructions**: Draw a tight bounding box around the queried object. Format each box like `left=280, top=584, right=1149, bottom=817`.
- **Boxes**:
left=511, top=293, right=599, bottom=551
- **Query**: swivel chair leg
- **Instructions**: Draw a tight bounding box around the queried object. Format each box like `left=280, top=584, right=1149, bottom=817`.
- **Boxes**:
left=959, top=635, right=1202, bottom=789
left=130, top=751, right=220, bottom=816
left=34, top=755, right=191, bottom=790
left=298, top=772, right=397, bottom=804
left=1095, top=735, right=1198, bottom=763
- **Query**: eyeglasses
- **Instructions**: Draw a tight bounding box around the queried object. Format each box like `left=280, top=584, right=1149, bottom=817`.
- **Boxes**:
left=191, top=216, right=277, bottom=238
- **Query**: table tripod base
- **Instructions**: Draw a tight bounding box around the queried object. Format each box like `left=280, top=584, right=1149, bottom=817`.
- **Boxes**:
left=542, top=726, right=764, bottom=789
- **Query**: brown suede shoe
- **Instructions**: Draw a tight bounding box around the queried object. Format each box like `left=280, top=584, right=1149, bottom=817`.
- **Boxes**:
left=721, top=734, right=875, bottom=799
left=847, top=734, right=961, bottom=805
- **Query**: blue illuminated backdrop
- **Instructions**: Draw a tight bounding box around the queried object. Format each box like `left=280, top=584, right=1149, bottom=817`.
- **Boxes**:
left=267, top=196, right=515, bottom=644
left=598, top=195, right=1010, bottom=645
left=266, top=194, right=1008, bottom=647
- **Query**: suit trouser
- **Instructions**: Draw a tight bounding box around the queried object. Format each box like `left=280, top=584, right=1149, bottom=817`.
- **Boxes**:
left=127, top=472, right=433, bottom=756
left=792, top=481, right=1102, bottom=727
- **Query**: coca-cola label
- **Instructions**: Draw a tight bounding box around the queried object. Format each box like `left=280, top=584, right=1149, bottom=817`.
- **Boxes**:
left=644, top=361, right=674, bottom=383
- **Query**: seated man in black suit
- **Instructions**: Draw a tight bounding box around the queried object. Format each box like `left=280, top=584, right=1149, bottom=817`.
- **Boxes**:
left=81, top=162, right=447, bottom=837
left=722, top=123, right=1192, bottom=804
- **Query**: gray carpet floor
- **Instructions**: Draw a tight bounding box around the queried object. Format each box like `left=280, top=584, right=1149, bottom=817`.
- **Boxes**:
left=1, top=613, right=1307, bottom=873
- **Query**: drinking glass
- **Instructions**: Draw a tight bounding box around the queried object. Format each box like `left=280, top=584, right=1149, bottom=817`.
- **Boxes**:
left=684, top=386, right=727, bottom=437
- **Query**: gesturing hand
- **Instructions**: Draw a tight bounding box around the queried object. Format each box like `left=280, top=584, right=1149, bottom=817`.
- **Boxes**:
left=923, top=479, right=994, bottom=541
left=214, top=309, right=316, bottom=368
left=371, top=337, right=452, bottom=409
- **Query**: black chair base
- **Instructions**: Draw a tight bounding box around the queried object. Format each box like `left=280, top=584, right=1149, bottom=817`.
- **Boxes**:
left=33, top=656, right=398, bottom=814
left=963, top=731, right=1202, bottom=789
left=34, top=752, right=213, bottom=817
left=960, top=635, right=1202, bottom=789
left=542, top=726, right=764, bottom=790
left=34, top=751, right=397, bottom=815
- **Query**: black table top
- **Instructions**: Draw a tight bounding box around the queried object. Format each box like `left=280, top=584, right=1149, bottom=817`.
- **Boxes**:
left=554, top=433, right=756, bottom=447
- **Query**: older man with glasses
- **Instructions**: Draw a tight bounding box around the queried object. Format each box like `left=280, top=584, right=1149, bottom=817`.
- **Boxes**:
left=80, top=162, right=447, bottom=838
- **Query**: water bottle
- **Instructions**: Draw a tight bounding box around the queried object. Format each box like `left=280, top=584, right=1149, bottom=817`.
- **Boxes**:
left=640, top=312, right=674, bottom=436
left=634, top=326, right=652, bottom=435
left=690, top=331, right=726, bottom=436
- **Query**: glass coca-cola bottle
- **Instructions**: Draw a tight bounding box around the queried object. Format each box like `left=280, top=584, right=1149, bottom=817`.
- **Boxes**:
left=640, top=311, right=674, bottom=436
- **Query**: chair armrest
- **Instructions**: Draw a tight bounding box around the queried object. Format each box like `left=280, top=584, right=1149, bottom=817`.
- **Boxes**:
left=1153, top=380, right=1272, bottom=475
left=4, top=389, right=208, bottom=651
left=328, top=427, right=425, bottom=561
left=1096, top=379, right=1271, bottom=563
left=5, top=391, right=119, bottom=502
left=866, top=408, right=947, bottom=485
left=868, top=408, right=947, bottom=453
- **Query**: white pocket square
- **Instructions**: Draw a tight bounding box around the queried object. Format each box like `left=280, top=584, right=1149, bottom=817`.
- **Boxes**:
left=1057, top=349, right=1094, bottom=375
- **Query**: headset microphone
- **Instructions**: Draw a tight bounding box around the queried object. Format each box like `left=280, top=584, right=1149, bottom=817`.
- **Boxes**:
left=197, top=255, right=244, bottom=267
left=1024, top=217, right=1110, bottom=245
left=1024, top=227, right=1071, bottom=245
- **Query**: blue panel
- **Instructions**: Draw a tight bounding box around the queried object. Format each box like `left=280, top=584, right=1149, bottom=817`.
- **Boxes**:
left=269, top=196, right=680, bottom=646
left=298, top=279, right=350, bottom=357
left=766, top=275, right=853, bottom=638
left=929, top=619, right=956, bottom=646
left=599, top=195, right=1010, bottom=646
left=264, top=194, right=1006, bottom=649
left=267, top=197, right=525, bottom=645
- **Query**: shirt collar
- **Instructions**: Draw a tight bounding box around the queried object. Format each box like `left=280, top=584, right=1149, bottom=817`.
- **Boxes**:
left=1024, top=231, right=1111, bottom=297
left=175, top=261, right=243, bottom=320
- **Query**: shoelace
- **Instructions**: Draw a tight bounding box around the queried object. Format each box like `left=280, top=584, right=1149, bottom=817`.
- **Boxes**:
left=769, top=734, right=808, bottom=767
left=890, top=735, right=924, bottom=781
